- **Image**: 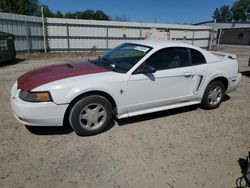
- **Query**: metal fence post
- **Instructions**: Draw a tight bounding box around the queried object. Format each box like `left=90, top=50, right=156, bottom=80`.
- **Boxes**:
left=140, top=22, right=143, bottom=39
left=25, top=21, right=30, bottom=53
left=106, top=25, right=109, bottom=51
left=66, top=23, right=70, bottom=52
left=192, top=30, right=195, bottom=45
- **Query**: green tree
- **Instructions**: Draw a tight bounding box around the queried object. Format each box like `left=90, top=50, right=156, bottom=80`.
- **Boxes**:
left=213, top=8, right=221, bottom=20
left=113, top=15, right=129, bottom=22
left=0, top=0, right=111, bottom=21
left=64, top=12, right=75, bottom=19
left=231, top=0, right=250, bottom=21
left=55, top=10, right=63, bottom=18
left=63, top=9, right=110, bottom=20
left=213, top=5, right=232, bottom=21
left=81, top=9, right=95, bottom=19
left=41, top=5, right=54, bottom=17
left=0, top=0, right=39, bottom=16
left=94, top=10, right=110, bottom=20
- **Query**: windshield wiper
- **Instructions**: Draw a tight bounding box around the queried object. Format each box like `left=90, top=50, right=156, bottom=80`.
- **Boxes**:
left=101, top=57, right=116, bottom=70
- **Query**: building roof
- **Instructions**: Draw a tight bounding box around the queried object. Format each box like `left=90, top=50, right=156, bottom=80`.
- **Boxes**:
left=0, top=31, right=14, bottom=36
left=195, top=21, right=250, bottom=29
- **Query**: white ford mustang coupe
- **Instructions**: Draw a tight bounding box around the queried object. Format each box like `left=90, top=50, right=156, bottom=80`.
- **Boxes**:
left=11, top=40, right=241, bottom=136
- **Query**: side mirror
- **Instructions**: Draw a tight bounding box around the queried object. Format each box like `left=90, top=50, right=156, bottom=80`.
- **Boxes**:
left=135, top=64, right=156, bottom=74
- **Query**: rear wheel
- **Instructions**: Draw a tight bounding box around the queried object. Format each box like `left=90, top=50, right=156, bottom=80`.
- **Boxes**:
left=69, top=95, right=113, bottom=136
left=200, top=81, right=225, bottom=110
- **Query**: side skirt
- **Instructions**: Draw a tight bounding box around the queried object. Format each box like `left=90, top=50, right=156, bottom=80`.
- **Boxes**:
left=117, top=101, right=201, bottom=119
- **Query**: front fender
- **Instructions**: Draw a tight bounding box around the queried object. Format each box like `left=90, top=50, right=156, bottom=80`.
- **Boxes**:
left=60, top=86, right=117, bottom=104
left=50, top=84, right=128, bottom=118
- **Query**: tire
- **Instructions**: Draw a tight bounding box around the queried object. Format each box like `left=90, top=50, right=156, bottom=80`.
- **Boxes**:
left=200, top=81, right=225, bottom=110
left=69, top=95, right=113, bottom=136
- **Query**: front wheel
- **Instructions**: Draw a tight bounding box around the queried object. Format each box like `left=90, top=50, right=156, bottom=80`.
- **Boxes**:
left=69, top=95, right=113, bottom=136
left=200, top=81, right=225, bottom=110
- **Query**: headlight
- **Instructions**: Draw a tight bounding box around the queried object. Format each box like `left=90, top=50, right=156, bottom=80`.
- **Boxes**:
left=19, top=90, right=52, bottom=102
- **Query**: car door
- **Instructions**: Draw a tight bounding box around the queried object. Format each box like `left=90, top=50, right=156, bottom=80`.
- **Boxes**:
left=126, top=47, right=201, bottom=114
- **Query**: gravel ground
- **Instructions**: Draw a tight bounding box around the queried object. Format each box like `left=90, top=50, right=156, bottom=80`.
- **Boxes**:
left=0, top=50, right=249, bottom=188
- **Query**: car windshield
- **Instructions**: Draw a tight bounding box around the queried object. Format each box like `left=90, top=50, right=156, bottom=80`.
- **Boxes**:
left=90, top=43, right=152, bottom=73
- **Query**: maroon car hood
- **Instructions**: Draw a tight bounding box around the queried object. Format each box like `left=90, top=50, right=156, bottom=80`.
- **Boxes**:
left=17, top=61, right=108, bottom=90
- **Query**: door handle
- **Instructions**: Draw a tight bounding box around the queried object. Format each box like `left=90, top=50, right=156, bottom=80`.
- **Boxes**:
left=184, top=72, right=193, bottom=78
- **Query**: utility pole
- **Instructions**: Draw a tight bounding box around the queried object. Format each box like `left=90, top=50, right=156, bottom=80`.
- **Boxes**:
left=41, top=6, right=47, bottom=53
left=140, top=21, right=143, bottom=39
left=209, top=19, right=216, bottom=50
left=217, top=23, right=223, bottom=45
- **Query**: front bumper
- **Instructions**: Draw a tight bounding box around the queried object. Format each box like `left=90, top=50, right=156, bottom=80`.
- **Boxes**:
left=10, top=82, right=68, bottom=126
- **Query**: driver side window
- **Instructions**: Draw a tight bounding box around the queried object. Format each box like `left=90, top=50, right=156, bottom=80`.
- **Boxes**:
left=145, top=47, right=190, bottom=70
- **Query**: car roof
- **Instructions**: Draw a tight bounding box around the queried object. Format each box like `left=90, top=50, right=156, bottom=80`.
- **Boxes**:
left=128, top=39, right=221, bottom=63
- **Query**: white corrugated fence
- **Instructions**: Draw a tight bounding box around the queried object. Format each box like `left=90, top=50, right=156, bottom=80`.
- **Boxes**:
left=0, top=12, right=214, bottom=52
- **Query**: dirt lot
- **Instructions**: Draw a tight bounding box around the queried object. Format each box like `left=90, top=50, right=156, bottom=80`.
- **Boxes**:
left=0, top=49, right=249, bottom=188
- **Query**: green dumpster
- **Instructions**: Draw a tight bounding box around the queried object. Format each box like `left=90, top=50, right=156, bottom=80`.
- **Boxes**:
left=0, top=32, right=16, bottom=63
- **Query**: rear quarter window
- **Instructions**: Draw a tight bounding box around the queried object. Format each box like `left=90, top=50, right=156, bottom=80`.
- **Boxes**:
left=190, top=49, right=206, bottom=65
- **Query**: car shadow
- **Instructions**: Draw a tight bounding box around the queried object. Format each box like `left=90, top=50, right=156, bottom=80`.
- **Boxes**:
left=116, top=95, right=231, bottom=126
left=25, top=125, right=74, bottom=135
left=223, top=94, right=230, bottom=102
left=0, top=58, right=26, bottom=67
left=241, top=70, right=250, bottom=77
left=25, top=120, right=116, bottom=136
